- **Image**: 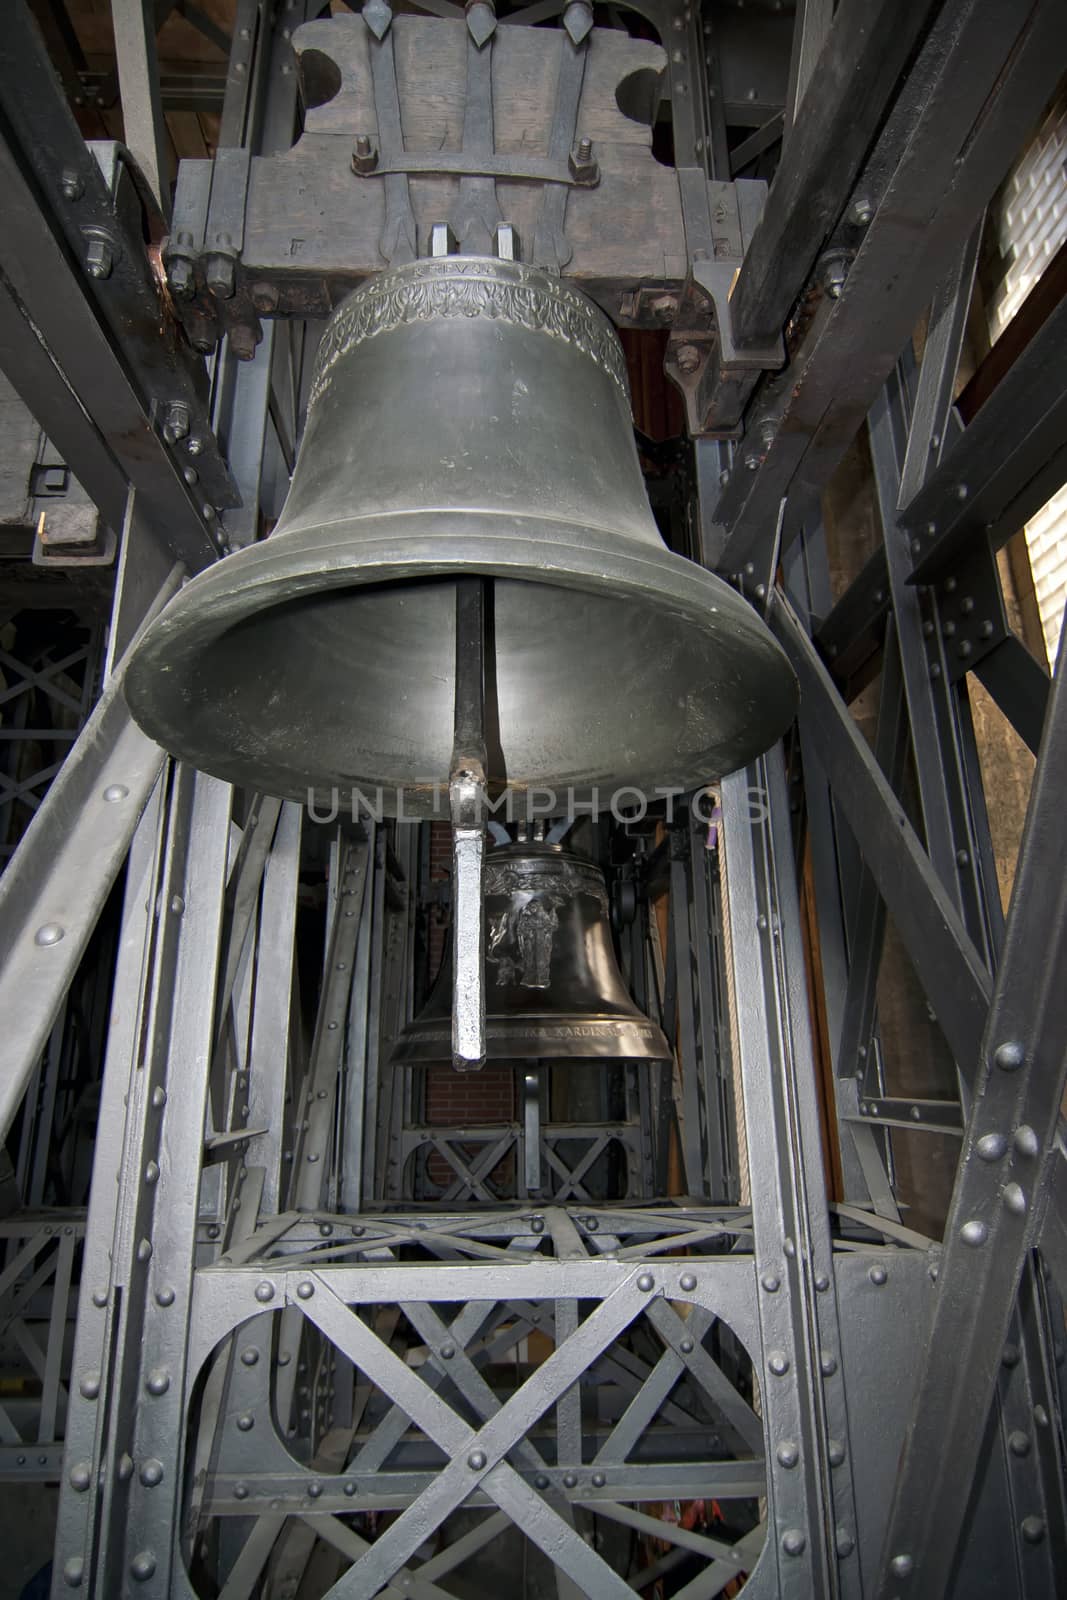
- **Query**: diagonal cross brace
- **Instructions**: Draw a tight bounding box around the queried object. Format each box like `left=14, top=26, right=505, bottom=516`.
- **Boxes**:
left=305, top=1272, right=644, bottom=1598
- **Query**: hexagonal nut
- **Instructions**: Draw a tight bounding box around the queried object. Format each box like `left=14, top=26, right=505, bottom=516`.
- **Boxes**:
left=568, top=143, right=599, bottom=186
left=84, top=237, right=114, bottom=281
left=229, top=324, right=261, bottom=362
left=205, top=252, right=236, bottom=300
left=167, top=257, right=195, bottom=299
left=251, top=281, right=280, bottom=315
left=649, top=294, right=678, bottom=323
left=350, top=136, right=379, bottom=176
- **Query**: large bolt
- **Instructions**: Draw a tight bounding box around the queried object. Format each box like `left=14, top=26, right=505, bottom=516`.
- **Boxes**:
left=163, top=402, right=191, bottom=445
left=568, top=136, right=599, bottom=184
left=351, top=134, right=379, bottom=175
left=168, top=257, right=194, bottom=299
left=205, top=244, right=236, bottom=300
left=85, top=237, right=114, bottom=280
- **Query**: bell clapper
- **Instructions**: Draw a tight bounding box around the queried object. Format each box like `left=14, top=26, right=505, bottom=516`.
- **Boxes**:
left=522, top=1067, right=542, bottom=1196
left=449, top=577, right=490, bottom=1072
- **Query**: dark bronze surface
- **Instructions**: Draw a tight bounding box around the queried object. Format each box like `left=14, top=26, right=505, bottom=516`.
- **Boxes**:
left=124, top=257, right=797, bottom=814
left=391, top=842, right=671, bottom=1066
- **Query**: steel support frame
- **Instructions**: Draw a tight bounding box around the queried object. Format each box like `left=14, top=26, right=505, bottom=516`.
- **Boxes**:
left=0, top=1, right=1059, bottom=1596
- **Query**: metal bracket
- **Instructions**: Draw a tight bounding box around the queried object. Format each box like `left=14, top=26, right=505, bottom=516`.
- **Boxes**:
left=531, top=30, right=591, bottom=274
left=365, top=5, right=418, bottom=267
left=353, top=149, right=599, bottom=187
left=934, top=531, right=1011, bottom=685
left=665, top=178, right=784, bottom=436
left=451, top=3, right=503, bottom=257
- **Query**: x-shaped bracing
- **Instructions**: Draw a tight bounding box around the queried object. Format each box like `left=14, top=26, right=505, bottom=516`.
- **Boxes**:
left=304, top=1272, right=649, bottom=1599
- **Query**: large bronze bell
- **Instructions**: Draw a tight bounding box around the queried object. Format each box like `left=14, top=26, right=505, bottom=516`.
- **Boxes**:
left=124, top=256, right=796, bottom=815
left=391, top=842, right=671, bottom=1066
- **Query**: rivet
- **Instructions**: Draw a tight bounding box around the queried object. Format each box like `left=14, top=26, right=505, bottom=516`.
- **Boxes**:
left=768, top=1352, right=789, bottom=1376
left=1021, top=1516, right=1045, bottom=1545
left=679, top=1272, right=697, bottom=1291
left=103, top=784, right=129, bottom=802
left=680, top=1336, right=695, bottom=1354
left=151, top=1086, right=167, bottom=1108
left=828, top=1439, right=845, bottom=1467
left=34, top=923, right=65, bottom=946
left=1003, top=1182, right=1027, bottom=1216
left=869, top=1264, right=887, bottom=1285
left=344, top=1480, right=357, bottom=1496
left=136, top=1237, right=153, bottom=1262
left=1033, top=1403, right=1049, bottom=1425
left=236, top=1413, right=255, bottom=1431
left=1002, top=1342, right=1020, bottom=1368
left=170, top=895, right=184, bottom=915
left=781, top=1529, right=805, bottom=1556
left=783, top=1237, right=796, bottom=1258
left=69, top=1461, right=92, bottom=1491
left=308, top=1480, right=322, bottom=1498
left=776, top=1441, right=799, bottom=1468
left=960, top=1219, right=988, bottom=1247
left=234, top=1482, right=249, bottom=1500
left=241, top=1346, right=260, bottom=1366
left=255, top=1281, right=276, bottom=1302
left=1008, top=1429, right=1030, bottom=1457
left=440, top=1342, right=456, bottom=1360
left=591, top=1470, right=606, bottom=1487
left=139, top=1459, right=164, bottom=1487
left=534, top=1473, right=549, bottom=1489
left=297, top=1280, right=315, bottom=1299
left=155, top=1286, right=175, bottom=1307
left=820, top=1352, right=837, bottom=1376
left=637, top=1272, right=655, bottom=1292
left=994, top=1041, right=1024, bottom=1072
left=145, top=1368, right=170, bottom=1396
left=91, top=1288, right=108, bottom=1308
left=814, top=1273, right=830, bottom=1292
left=890, top=1553, right=914, bottom=1577
left=761, top=1273, right=780, bottom=1293
left=563, top=1470, right=578, bottom=1488
left=1014, top=1125, right=1038, bottom=1157
left=130, top=1550, right=156, bottom=1581
left=63, top=1557, right=84, bottom=1587
left=144, top=1161, right=159, bottom=1184
left=836, top=1528, right=855, bottom=1558
left=976, top=1132, right=1007, bottom=1161
left=468, top=1450, right=487, bottom=1470
left=79, top=1372, right=100, bottom=1399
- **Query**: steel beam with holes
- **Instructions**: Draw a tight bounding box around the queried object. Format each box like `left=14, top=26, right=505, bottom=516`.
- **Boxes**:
left=0, top=571, right=181, bottom=1143
left=874, top=621, right=1067, bottom=1597
left=713, top=0, right=1067, bottom=574
left=904, top=293, right=1067, bottom=584
left=728, top=0, right=941, bottom=348
left=771, top=592, right=992, bottom=1076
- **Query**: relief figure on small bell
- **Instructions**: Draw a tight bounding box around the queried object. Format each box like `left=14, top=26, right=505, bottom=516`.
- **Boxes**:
left=488, top=894, right=561, bottom=989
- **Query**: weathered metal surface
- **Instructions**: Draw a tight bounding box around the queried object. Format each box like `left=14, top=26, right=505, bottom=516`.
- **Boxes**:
left=125, top=255, right=796, bottom=815
left=392, top=841, right=671, bottom=1065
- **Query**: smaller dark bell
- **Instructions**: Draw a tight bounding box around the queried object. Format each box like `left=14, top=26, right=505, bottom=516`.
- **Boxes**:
left=391, top=842, right=671, bottom=1067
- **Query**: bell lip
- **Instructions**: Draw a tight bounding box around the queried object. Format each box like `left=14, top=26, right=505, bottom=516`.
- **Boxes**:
left=388, top=1016, right=673, bottom=1066
left=124, top=511, right=798, bottom=809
